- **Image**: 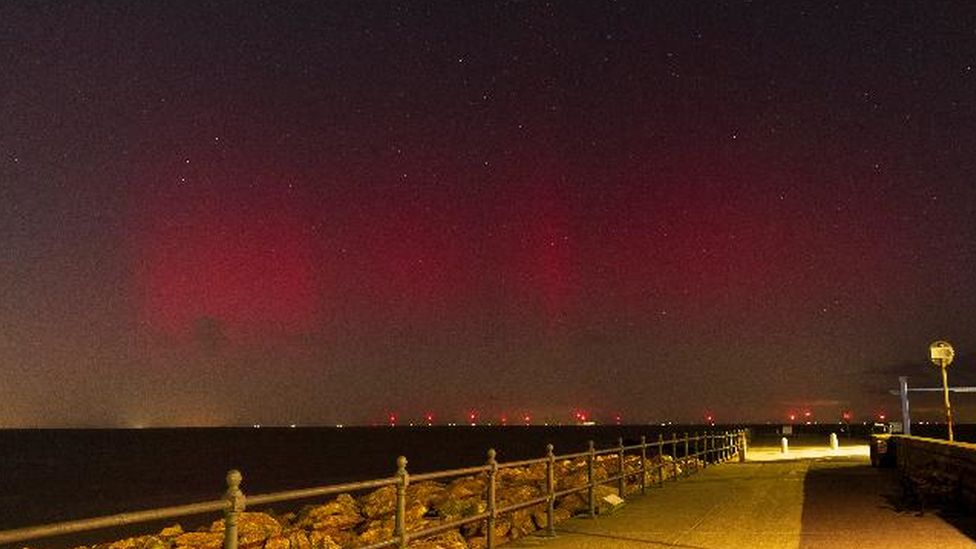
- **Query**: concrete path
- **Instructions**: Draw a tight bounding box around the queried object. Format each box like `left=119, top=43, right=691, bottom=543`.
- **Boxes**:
left=506, top=447, right=976, bottom=548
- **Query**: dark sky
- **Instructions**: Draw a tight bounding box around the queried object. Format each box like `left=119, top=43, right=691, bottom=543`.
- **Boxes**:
left=2, top=1, right=976, bottom=427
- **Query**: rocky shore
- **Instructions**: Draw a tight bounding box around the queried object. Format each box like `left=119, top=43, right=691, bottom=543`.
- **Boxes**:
left=45, top=454, right=704, bottom=549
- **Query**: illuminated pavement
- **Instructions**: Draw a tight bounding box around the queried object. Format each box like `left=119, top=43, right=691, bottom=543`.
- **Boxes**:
left=507, top=440, right=976, bottom=548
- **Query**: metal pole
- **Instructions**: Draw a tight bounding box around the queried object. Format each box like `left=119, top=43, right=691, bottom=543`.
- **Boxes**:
left=670, top=433, right=678, bottom=480
left=222, top=470, right=245, bottom=549
left=656, top=434, right=664, bottom=487
left=617, top=438, right=626, bottom=497
left=899, top=376, right=911, bottom=436
left=586, top=441, right=596, bottom=517
left=639, top=436, right=647, bottom=495
left=545, top=444, right=556, bottom=537
left=942, top=365, right=954, bottom=442
left=694, top=432, right=700, bottom=470
left=395, top=456, right=408, bottom=549
left=682, top=433, right=689, bottom=477
left=486, top=449, right=497, bottom=548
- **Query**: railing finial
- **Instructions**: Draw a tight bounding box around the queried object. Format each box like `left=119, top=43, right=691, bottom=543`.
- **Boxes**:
left=222, top=470, right=245, bottom=549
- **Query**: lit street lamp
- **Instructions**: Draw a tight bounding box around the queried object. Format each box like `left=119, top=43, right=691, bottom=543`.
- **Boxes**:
left=929, top=340, right=956, bottom=442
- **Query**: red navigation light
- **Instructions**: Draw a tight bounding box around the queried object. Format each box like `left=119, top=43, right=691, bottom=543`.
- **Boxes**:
left=469, top=411, right=477, bottom=424
left=842, top=411, right=852, bottom=421
left=425, top=413, right=434, bottom=424
left=804, top=411, right=811, bottom=418
left=523, top=414, right=531, bottom=424
left=878, top=413, right=886, bottom=421
left=500, top=415, right=508, bottom=425
left=788, top=413, right=796, bottom=422
left=388, top=414, right=397, bottom=426
left=705, top=415, right=713, bottom=423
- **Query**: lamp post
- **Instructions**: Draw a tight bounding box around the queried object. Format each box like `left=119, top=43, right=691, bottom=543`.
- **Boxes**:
left=929, top=340, right=955, bottom=442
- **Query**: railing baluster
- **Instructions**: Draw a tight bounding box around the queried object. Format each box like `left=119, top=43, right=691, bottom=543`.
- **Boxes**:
left=670, top=433, right=678, bottom=481
left=656, top=434, right=665, bottom=487
left=222, top=470, right=245, bottom=549
left=639, top=436, right=647, bottom=495
left=694, top=432, right=701, bottom=471
left=617, top=437, right=626, bottom=497
left=683, top=433, right=689, bottom=477
left=545, top=444, right=556, bottom=537
left=738, top=430, right=747, bottom=463
left=486, top=449, right=498, bottom=548
left=395, top=456, right=408, bottom=549
left=587, top=440, right=596, bottom=517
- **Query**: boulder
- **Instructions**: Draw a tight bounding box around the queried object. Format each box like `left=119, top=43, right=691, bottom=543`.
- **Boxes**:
left=159, top=525, right=184, bottom=539
left=296, top=493, right=362, bottom=532
left=531, top=506, right=570, bottom=529
left=306, top=531, right=343, bottom=549
left=508, top=504, right=543, bottom=539
left=555, top=492, right=587, bottom=516
left=462, top=517, right=510, bottom=547
left=262, top=536, right=289, bottom=549
left=356, top=516, right=444, bottom=547
left=408, top=481, right=447, bottom=509
left=405, top=530, right=468, bottom=549
left=497, top=464, right=545, bottom=487
left=98, top=536, right=165, bottom=549
left=443, top=476, right=484, bottom=501
left=360, top=485, right=397, bottom=518
left=209, top=512, right=282, bottom=549
left=432, top=496, right=484, bottom=521
left=173, top=531, right=223, bottom=549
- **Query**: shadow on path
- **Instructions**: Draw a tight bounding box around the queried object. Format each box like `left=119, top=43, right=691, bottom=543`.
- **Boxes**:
left=799, top=459, right=976, bottom=547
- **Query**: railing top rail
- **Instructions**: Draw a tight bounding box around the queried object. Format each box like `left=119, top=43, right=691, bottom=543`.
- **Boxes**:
left=0, top=500, right=225, bottom=546
left=498, top=456, right=548, bottom=469
left=410, top=464, right=490, bottom=483
left=247, top=476, right=398, bottom=507
left=557, top=450, right=591, bottom=460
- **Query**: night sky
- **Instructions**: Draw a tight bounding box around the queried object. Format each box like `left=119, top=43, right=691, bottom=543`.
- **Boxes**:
left=3, top=2, right=976, bottom=428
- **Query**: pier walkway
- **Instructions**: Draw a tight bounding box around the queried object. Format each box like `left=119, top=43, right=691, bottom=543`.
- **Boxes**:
left=508, top=439, right=976, bottom=549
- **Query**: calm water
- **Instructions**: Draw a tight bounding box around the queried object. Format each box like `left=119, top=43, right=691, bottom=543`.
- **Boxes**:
left=2, top=425, right=724, bottom=530
left=0, top=423, right=964, bottom=547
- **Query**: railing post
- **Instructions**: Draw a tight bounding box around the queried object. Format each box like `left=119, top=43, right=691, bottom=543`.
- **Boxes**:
left=656, top=434, right=665, bottom=487
left=486, top=448, right=498, bottom=548
left=545, top=444, right=556, bottom=537
left=707, top=431, right=713, bottom=464
left=222, top=470, right=245, bottom=549
left=738, top=430, right=747, bottom=463
left=670, top=433, right=678, bottom=481
left=395, top=456, right=409, bottom=549
left=639, top=435, right=647, bottom=495
left=587, top=440, right=596, bottom=517
left=694, top=432, right=701, bottom=470
left=724, top=431, right=731, bottom=461
left=682, top=433, right=689, bottom=477
left=617, top=437, right=626, bottom=497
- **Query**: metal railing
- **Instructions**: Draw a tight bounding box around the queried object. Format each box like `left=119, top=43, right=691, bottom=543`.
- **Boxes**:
left=0, top=429, right=747, bottom=549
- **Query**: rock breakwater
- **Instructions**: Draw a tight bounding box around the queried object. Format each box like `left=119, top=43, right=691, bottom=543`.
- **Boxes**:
left=30, top=454, right=704, bottom=549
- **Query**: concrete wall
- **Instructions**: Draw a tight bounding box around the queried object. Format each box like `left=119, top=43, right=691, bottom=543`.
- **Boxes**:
left=890, top=435, right=976, bottom=508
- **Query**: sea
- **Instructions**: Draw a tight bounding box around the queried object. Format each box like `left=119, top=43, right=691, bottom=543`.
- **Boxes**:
left=0, top=422, right=968, bottom=547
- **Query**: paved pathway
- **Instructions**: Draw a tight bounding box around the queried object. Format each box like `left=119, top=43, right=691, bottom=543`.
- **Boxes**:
left=506, top=445, right=976, bottom=548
